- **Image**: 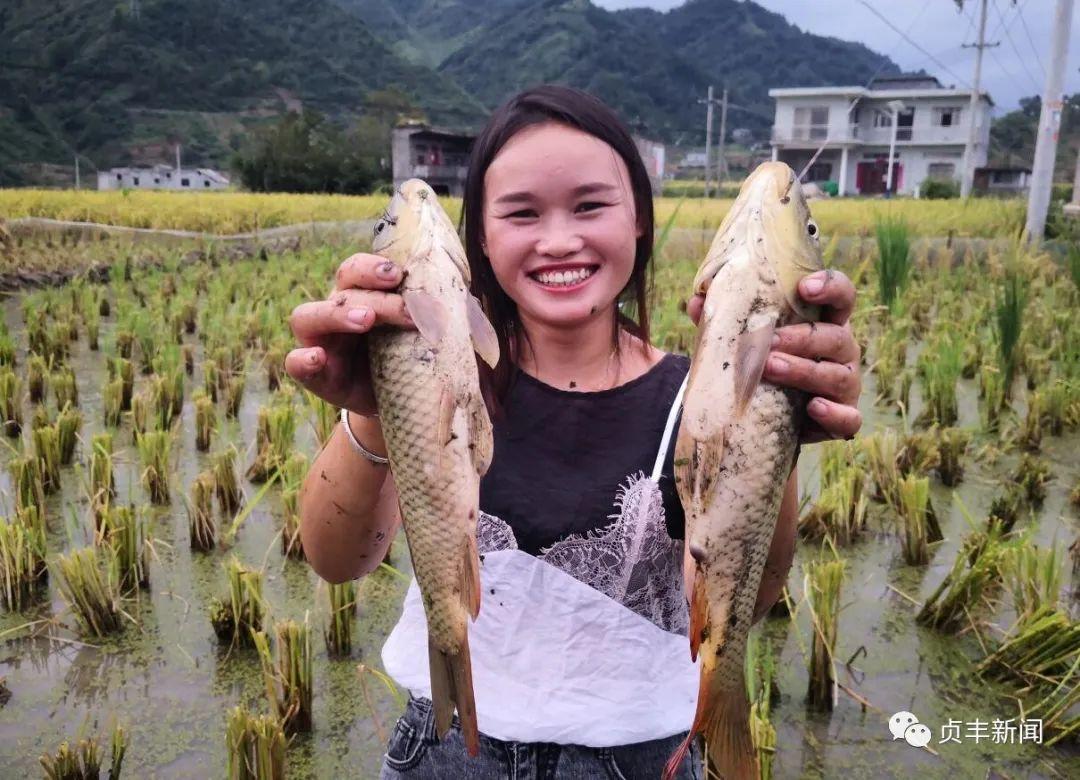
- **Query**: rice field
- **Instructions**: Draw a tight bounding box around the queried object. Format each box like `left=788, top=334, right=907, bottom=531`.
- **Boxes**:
left=0, top=200, right=1077, bottom=778
left=2, top=187, right=1028, bottom=238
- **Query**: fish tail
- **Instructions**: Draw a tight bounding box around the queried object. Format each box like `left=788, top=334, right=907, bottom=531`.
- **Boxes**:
left=428, top=633, right=480, bottom=757
left=662, top=665, right=758, bottom=780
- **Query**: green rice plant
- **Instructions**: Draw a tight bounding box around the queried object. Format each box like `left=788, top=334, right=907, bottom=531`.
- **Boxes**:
left=979, top=363, right=1006, bottom=430
left=225, top=706, right=286, bottom=780
left=988, top=484, right=1027, bottom=534
left=246, top=401, right=297, bottom=484
left=304, top=390, right=337, bottom=447
left=54, top=547, right=124, bottom=637
left=917, top=525, right=1009, bottom=633
left=195, top=390, right=216, bottom=452
left=799, top=466, right=868, bottom=546
left=40, top=723, right=127, bottom=780
left=861, top=428, right=902, bottom=508
left=280, top=452, right=308, bottom=559
left=745, top=634, right=777, bottom=780
left=916, top=333, right=963, bottom=427
left=895, top=429, right=940, bottom=478
left=897, top=475, right=941, bottom=565
left=1014, top=454, right=1051, bottom=507
left=103, top=377, right=123, bottom=427
left=253, top=616, right=314, bottom=734
left=209, top=556, right=266, bottom=647
left=182, top=343, right=195, bottom=376
left=135, top=430, right=172, bottom=505
left=100, top=505, right=149, bottom=592
left=0, top=332, right=15, bottom=368
left=1004, top=541, right=1065, bottom=621
left=0, top=367, right=22, bottom=437
left=323, top=580, right=356, bottom=657
left=265, top=343, right=286, bottom=392
left=1041, top=380, right=1069, bottom=436
left=202, top=360, right=219, bottom=403
left=86, top=314, right=100, bottom=351
left=0, top=516, right=48, bottom=610
left=55, top=404, right=82, bottom=466
left=89, top=432, right=115, bottom=521
left=33, top=423, right=62, bottom=494
left=187, top=472, right=217, bottom=552
left=978, top=605, right=1080, bottom=690
left=225, top=374, right=246, bottom=419
left=1018, top=390, right=1043, bottom=452
left=52, top=367, right=78, bottom=410
left=804, top=551, right=845, bottom=711
left=874, top=217, right=910, bottom=313
left=870, top=329, right=907, bottom=404
left=9, top=454, right=45, bottom=514
left=935, top=427, right=970, bottom=486
left=130, top=386, right=151, bottom=441
left=995, top=268, right=1028, bottom=402
left=27, top=353, right=48, bottom=404
left=213, top=445, right=244, bottom=516
left=109, top=357, right=134, bottom=410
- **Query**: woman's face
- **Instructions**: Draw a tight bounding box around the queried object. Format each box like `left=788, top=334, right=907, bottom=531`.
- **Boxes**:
left=482, top=122, right=642, bottom=331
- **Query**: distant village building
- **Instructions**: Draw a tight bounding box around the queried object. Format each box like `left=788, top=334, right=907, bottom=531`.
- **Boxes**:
left=768, top=75, right=992, bottom=196
left=392, top=123, right=666, bottom=196
left=97, top=165, right=230, bottom=191
left=392, top=124, right=473, bottom=197
left=973, top=165, right=1032, bottom=196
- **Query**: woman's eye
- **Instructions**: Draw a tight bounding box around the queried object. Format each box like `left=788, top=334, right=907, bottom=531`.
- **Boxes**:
left=507, top=210, right=536, bottom=219
left=576, top=202, right=606, bottom=213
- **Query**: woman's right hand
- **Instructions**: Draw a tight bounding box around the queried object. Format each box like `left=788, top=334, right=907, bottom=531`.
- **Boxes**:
left=285, top=253, right=415, bottom=416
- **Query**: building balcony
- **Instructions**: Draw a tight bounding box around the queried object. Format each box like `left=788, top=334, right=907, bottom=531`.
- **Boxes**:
left=411, top=164, right=469, bottom=180
left=858, top=127, right=969, bottom=146
left=771, top=125, right=860, bottom=146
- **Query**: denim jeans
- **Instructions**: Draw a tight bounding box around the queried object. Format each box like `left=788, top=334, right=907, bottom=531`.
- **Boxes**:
left=379, top=696, right=702, bottom=779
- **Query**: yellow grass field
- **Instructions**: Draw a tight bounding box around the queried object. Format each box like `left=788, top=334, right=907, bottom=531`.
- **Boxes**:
left=1, top=188, right=1026, bottom=237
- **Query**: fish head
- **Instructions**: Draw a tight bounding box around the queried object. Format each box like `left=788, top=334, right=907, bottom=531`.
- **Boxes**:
left=756, top=161, right=824, bottom=321
left=372, top=179, right=471, bottom=283
left=693, top=162, right=823, bottom=322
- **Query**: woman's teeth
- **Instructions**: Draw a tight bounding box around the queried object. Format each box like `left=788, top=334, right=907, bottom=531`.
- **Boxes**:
left=532, top=266, right=597, bottom=287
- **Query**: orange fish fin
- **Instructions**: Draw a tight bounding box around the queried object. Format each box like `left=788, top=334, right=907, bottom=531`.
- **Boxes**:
left=428, top=636, right=480, bottom=757
left=462, top=532, right=481, bottom=620
left=402, top=290, right=448, bottom=348
left=688, top=565, right=708, bottom=663
left=466, top=294, right=500, bottom=369
left=733, top=319, right=776, bottom=417
left=466, top=392, right=494, bottom=477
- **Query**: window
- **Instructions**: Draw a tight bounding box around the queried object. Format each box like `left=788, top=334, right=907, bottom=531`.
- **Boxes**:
left=181, top=178, right=190, bottom=187
left=927, top=163, right=955, bottom=180
left=793, top=106, right=829, bottom=140
left=933, top=106, right=962, bottom=127
left=133, top=177, right=139, bottom=186
left=166, top=172, right=171, bottom=178
left=806, top=163, right=833, bottom=182
left=873, top=110, right=891, bottom=128
left=204, top=181, right=210, bottom=187
left=116, top=173, right=121, bottom=180
left=154, top=178, right=160, bottom=184
left=416, top=155, right=425, bottom=164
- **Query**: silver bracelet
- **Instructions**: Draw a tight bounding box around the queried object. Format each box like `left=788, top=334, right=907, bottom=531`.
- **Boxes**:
left=340, top=407, right=389, bottom=465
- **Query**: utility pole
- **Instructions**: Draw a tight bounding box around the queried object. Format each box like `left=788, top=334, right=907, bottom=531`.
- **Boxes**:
left=716, top=88, right=729, bottom=186
left=960, top=0, right=998, bottom=199
left=74, top=155, right=80, bottom=189
left=699, top=86, right=715, bottom=198
left=1026, top=0, right=1075, bottom=241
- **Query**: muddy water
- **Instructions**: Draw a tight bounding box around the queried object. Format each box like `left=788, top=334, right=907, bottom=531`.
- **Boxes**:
left=0, top=290, right=1078, bottom=778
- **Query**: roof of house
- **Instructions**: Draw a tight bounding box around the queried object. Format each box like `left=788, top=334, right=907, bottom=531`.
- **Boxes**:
left=769, top=82, right=993, bottom=107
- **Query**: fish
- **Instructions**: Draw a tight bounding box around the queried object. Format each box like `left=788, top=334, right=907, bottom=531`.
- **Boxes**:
left=663, top=161, right=824, bottom=780
left=368, top=179, right=501, bottom=757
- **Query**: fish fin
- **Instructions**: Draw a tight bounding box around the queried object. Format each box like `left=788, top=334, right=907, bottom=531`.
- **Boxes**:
left=463, top=532, right=481, bottom=620
left=733, top=318, right=776, bottom=418
left=675, top=432, right=724, bottom=515
left=437, top=385, right=455, bottom=449
left=688, top=564, right=708, bottom=663
left=467, top=393, right=494, bottom=477
left=428, top=637, right=480, bottom=757
left=662, top=665, right=757, bottom=780
left=466, top=294, right=500, bottom=369
left=402, top=290, right=448, bottom=348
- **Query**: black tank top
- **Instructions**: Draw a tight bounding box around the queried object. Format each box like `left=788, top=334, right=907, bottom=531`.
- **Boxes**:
left=479, top=352, right=689, bottom=556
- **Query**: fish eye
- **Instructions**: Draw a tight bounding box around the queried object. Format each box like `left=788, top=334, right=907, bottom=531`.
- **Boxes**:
left=374, top=221, right=386, bottom=236
left=807, top=221, right=818, bottom=237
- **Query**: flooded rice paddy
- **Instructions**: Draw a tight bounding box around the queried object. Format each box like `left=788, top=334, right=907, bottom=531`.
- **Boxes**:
left=0, top=236, right=1077, bottom=778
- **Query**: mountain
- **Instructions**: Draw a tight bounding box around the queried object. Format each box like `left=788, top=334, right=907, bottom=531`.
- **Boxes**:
left=0, top=0, right=900, bottom=187
left=0, top=0, right=486, bottom=184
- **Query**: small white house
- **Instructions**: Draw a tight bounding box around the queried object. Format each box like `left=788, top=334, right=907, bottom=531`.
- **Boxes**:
left=97, top=164, right=230, bottom=191
left=768, top=75, right=992, bottom=196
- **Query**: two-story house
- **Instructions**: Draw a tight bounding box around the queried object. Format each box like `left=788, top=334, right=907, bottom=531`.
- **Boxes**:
left=768, top=75, right=992, bottom=196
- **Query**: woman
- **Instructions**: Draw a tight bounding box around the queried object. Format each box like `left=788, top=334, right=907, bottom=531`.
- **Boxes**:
left=288, top=86, right=861, bottom=779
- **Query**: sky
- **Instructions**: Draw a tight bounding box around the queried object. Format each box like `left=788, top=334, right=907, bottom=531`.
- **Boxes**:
left=594, top=0, right=1080, bottom=116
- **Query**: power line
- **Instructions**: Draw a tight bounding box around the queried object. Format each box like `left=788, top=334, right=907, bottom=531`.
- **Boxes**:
left=993, top=0, right=1044, bottom=92
left=1016, top=1, right=1047, bottom=79
left=857, top=0, right=973, bottom=89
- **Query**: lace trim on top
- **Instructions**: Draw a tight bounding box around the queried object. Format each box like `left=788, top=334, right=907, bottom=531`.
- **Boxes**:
left=476, top=470, right=688, bottom=635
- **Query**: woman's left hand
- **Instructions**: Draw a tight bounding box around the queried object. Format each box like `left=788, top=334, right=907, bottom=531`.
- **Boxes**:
left=686, top=269, right=862, bottom=444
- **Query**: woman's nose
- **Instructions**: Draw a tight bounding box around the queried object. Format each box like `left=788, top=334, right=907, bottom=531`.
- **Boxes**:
left=535, top=217, right=585, bottom=258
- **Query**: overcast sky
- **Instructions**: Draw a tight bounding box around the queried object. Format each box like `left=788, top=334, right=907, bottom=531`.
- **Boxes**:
left=595, top=0, right=1080, bottom=115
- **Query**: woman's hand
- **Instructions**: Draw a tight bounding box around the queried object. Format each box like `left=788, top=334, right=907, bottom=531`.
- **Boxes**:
left=285, top=253, right=415, bottom=415
left=686, top=269, right=862, bottom=443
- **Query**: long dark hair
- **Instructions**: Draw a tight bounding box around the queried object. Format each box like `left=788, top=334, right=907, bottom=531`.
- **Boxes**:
left=462, top=85, right=656, bottom=418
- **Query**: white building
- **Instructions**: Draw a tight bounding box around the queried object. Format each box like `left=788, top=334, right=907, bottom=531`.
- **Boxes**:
left=768, top=75, right=992, bottom=196
left=97, top=164, right=230, bottom=191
